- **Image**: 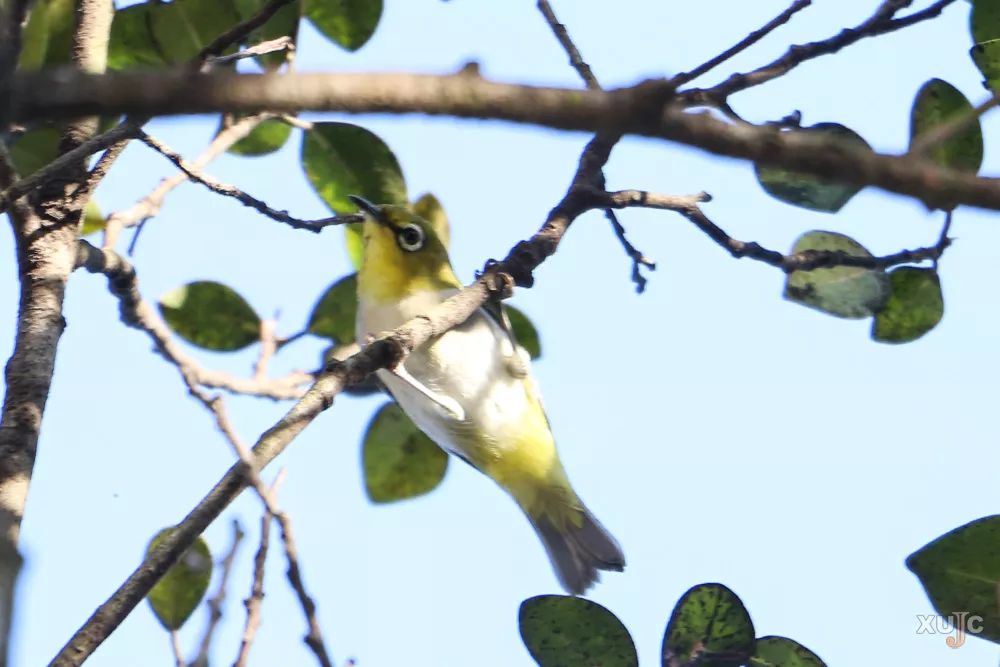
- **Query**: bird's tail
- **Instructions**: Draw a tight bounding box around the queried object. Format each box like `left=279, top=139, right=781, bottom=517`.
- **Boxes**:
left=527, top=499, right=625, bottom=595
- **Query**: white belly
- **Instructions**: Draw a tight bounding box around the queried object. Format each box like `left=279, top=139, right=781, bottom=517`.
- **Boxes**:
left=357, top=290, right=534, bottom=461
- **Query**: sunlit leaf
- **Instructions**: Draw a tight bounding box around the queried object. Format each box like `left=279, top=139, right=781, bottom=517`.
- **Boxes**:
left=750, top=637, right=827, bottom=667
left=662, top=583, right=755, bottom=667
left=363, top=402, right=447, bottom=503
left=303, top=0, right=382, bottom=51
left=146, top=529, right=212, bottom=631
left=301, top=122, right=407, bottom=269
left=755, top=123, right=869, bottom=212
left=871, top=267, right=943, bottom=344
left=910, top=79, right=983, bottom=175
left=81, top=200, right=106, bottom=237
left=412, top=193, right=450, bottom=249
left=784, top=231, right=890, bottom=319
left=519, top=595, right=637, bottom=667
left=158, top=281, right=261, bottom=351
left=228, top=118, right=294, bottom=157
left=505, top=305, right=541, bottom=360
left=308, top=273, right=357, bottom=343
left=907, top=515, right=1000, bottom=644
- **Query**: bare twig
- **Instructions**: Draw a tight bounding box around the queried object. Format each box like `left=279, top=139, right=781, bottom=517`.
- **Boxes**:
left=933, top=209, right=953, bottom=271
left=73, top=241, right=314, bottom=400
left=254, top=320, right=279, bottom=382
left=198, top=0, right=298, bottom=62
left=672, top=0, right=813, bottom=86
left=208, top=36, right=294, bottom=66
left=681, top=0, right=958, bottom=103
left=910, top=89, right=1000, bottom=157
left=191, top=520, right=245, bottom=667
left=170, top=630, right=185, bottom=667
left=135, top=130, right=362, bottom=233
left=233, top=494, right=275, bottom=667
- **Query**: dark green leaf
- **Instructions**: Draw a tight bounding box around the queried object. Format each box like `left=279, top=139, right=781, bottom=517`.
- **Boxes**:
left=232, top=0, right=301, bottom=69
left=784, top=231, right=890, bottom=319
left=519, top=595, right=637, bottom=667
left=662, top=583, right=755, bottom=667
left=301, top=122, right=407, bottom=269
left=910, top=79, right=983, bottom=174
left=17, top=1, right=52, bottom=70
left=871, top=267, right=943, bottom=344
left=308, top=273, right=357, bottom=343
left=149, top=0, right=242, bottom=64
left=505, top=305, right=541, bottom=360
left=17, top=0, right=74, bottom=69
left=412, top=192, right=450, bottom=249
left=8, top=126, right=61, bottom=177
left=228, top=118, right=294, bottom=157
left=971, top=42, right=1000, bottom=91
left=750, top=637, right=826, bottom=667
left=363, top=402, right=447, bottom=503
left=907, top=515, right=1000, bottom=644
left=755, top=123, right=869, bottom=212
left=158, top=281, right=261, bottom=352
left=108, top=2, right=165, bottom=70
left=304, top=0, right=382, bottom=51
left=146, top=529, right=212, bottom=631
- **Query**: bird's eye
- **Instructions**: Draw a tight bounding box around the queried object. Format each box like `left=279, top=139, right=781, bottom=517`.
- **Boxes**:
left=397, top=223, right=425, bottom=252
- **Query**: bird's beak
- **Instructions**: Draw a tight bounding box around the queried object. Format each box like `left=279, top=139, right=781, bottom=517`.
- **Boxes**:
left=347, top=195, right=391, bottom=228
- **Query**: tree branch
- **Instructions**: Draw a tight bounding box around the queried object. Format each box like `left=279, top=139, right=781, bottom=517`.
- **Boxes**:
left=233, top=489, right=275, bottom=667
left=12, top=69, right=1000, bottom=212
left=191, top=520, right=244, bottom=667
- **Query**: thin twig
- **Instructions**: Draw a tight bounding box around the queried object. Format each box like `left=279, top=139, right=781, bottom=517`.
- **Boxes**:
left=135, top=130, right=362, bottom=233
left=672, top=0, right=813, bottom=86
left=198, top=0, right=297, bottom=62
left=536, top=0, right=599, bottom=90
left=233, top=487, right=276, bottom=667
left=933, top=209, right=953, bottom=271
left=208, top=36, right=294, bottom=66
left=170, top=630, right=185, bottom=667
left=681, top=0, right=958, bottom=103
left=910, top=89, right=1000, bottom=157
left=254, top=320, right=278, bottom=382
left=191, top=520, right=245, bottom=667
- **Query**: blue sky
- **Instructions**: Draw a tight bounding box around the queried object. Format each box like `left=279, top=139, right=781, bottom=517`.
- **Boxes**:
left=4, top=1, right=1000, bottom=665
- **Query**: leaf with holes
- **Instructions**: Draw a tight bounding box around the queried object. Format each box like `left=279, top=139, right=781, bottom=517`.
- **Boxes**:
left=304, top=0, right=382, bottom=51
left=907, top=515, right=1000, bottom=644
left=301, top=122, right=407, bottom=268
left=662, top=583, right=755, bottom=667
left=228, top=118, right=294, bottom=157
left=308, top=273, right=358, bottom=344
left=755, top=123, right=869, bottom=212
left=750, top=637, right=826, bottom=667
left=159, top=281, right=261, bottom=352
left=412, top=192, right=450, bottom=249
left=910, top=79, right=983, bottom=175
left=784, top=231, right=890, bottom=319
left=146, top=529, right=212, bottom=630
left=363, top=403, right=447, bottom=503
left=519, top=595, right=637, bottom=667
left=505, top=305, right=541, bottom=360
left=871, top=267, right=943, bottom=344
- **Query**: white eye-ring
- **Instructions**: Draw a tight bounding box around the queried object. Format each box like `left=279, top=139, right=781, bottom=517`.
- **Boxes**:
left=397, top=223, right=425, bottom=252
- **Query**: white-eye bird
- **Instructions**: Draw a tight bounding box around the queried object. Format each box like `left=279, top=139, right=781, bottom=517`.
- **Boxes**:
left=351, top=195, right=624, bottom=594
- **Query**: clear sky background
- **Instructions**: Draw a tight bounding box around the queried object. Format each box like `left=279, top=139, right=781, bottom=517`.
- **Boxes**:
left=3, top=1, right=1000, bottom=665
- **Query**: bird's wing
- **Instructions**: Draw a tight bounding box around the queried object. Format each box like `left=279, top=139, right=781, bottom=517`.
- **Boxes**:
left=480, top=303, right=529, bottom=379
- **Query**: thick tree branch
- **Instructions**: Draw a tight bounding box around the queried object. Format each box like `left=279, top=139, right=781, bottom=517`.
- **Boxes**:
left=12, top=69, right=1000, bottom=212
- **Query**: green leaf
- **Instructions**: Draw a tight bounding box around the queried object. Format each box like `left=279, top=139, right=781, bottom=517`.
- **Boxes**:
left=8, top=126, right=61, bottom=177
left=301, top=122, right=407, bottom=269
left=519, top=595, right=637, bottom=667
left=81, top=200, right=105, bottom=237
left=504, top=305, right=541, bottom=360
left=871, top=267, right=943, bottom=344
left=750, top=637, right=826, bottom=667
left=228, top=118, right=294, bottom=157
left=108, top=2, right=166, bottom=70
left=232, top=0, right=301, bottom=69
left=308, top=273, right=357, bottom=343
left=971, top=42, right=1000, bottom=91
left=662, top=583, right=755, bottom=667
left=304, top=0, right=382, bottom=51
left=146, top=529, right=212, bottom=631
left=149, top=0, right=242, bottom=64
left=363, top=402, right=447, bottom=503
left=907, top=515, right=1000, bottom=644
left=755, top=123, right=869, bottom=212
left=784, top=231, right=890, bottom=319
left=17, top=0, right=74, bottom=69
left=158, top=281, right=261, bottom=351
left=17, top=1, right=52, bottom=70
left=910, top=79, right=983, bottom=174
left=412, top=192, right=450, bottom=250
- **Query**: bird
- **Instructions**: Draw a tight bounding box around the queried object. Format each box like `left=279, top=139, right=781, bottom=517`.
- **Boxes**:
left=351, top=195, right=624, bottom=594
